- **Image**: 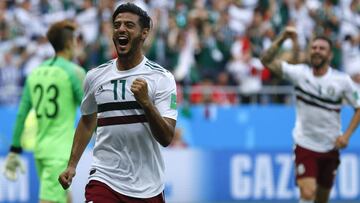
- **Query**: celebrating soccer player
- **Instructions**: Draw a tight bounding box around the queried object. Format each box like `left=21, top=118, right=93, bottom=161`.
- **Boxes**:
left=260, top=26, right=360, bottom=203
left=58, top=3, right=177, bottom=203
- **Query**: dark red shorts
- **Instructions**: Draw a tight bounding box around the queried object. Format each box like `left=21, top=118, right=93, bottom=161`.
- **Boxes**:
left=294, top=145, right=340, bottom=189
left=85, top=180, right=165, bottom=203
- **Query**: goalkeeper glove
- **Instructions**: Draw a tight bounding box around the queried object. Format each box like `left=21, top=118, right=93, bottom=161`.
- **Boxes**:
left=3, top=147, right=25, bottom=181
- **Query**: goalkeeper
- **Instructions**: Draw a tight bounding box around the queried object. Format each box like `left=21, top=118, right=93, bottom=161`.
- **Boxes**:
left=3, top=20, right=85, bottom=203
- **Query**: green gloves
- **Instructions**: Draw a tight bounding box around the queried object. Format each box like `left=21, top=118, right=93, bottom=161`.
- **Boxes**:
left=3, top=152, right=25, bottom=181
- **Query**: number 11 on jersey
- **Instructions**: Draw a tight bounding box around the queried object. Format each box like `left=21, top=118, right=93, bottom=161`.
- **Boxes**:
left=111, top=79, right=126, bottom=100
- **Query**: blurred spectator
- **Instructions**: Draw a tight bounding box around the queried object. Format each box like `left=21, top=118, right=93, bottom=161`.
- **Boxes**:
left=340, top=0, right=360, bottom=40
left=269, top=0, right=290, bottom=34
left=189, top=78, right=214, bottom=104
left=13, top=0, right=46, bottom=37
left=247, top=7, right=268, bottom=58
left=0, top=1, right=11, bottom=42
left=288, top=0, right=315, bottom=49
left=195, top=21, right=226, bottom=80
left=226, top=34, right=265, bottom=103
left=0, top=50, right=23, bottom=105
left=173, top=13, right=199, bottom=83
left=189, top=72, right=238, bottom=105
left=75, top=0, right=98, bottom=44
left=212, top=71, right=238, bottom=105
left=22, top=34, right=54, bottom=76
left=228, top=0, right=255, bottom=35
left=342, top=33, right=360, bottom=84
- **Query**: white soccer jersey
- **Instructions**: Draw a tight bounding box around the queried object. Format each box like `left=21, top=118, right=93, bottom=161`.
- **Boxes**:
left=281, top=61, right=360, bottom=152
left=81, top=56, right=178, bottom=198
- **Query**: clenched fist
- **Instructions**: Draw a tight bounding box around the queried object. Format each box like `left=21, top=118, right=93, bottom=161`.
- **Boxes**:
left=131, top=78, right=151, bottom=107
left=281, top=26, right=297, bottom=40
left=58, top=167, right=76, bottom=190
left=335, top=135, right=349, bottom=149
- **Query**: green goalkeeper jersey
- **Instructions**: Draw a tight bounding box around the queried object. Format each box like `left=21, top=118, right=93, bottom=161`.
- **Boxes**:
left=12, top=56, right=85, bottom=160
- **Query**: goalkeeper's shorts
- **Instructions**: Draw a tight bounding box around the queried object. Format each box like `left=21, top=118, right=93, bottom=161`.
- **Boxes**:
left=35, top=158, right=68, bottom=203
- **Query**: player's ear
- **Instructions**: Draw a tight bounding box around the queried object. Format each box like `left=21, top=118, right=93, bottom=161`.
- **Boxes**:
left=329, top=51, right=333, bottom=62
left=65, top=39, right=73, bottom=50
left=141, top=28, right=149, bottom=41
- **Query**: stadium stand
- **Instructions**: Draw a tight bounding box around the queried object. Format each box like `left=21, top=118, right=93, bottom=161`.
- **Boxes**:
left=0, top=0, right=359, bottom=105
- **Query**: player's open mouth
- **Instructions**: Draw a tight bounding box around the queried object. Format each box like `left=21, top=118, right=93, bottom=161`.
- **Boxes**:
left=118, top=36, right=129, bottom=46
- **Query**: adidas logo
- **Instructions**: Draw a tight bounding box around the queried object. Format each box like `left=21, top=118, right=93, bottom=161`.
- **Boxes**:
left=96, top=85, right=104, bottom=95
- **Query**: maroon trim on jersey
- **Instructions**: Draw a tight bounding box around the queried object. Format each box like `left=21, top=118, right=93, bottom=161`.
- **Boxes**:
left=296, top=96, right=340, bottom=113
left=97, top=115, right=147, bottom=126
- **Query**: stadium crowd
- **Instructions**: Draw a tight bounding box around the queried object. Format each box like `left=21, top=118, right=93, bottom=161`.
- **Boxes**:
left=0, top=0, right=359, bottom=105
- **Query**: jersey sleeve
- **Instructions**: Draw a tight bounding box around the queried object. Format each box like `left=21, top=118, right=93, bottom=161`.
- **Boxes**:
left=12, top=80, right=32, bottom=148
left=70, top=65, right=86, bottom=105
left=154, top=73, right=178, bottom=120
left=281, top=61, right=307, bottom=85
left=343, top=75, right=360, bottom=108
left=80, top=72, right=97, bottom=115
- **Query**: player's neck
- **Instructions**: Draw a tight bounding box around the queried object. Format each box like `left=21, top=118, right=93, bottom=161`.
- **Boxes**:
left=56, top=51, right=72, bottom=61
left=313, top=65, right=329, bottom=77
left=117, top=53, right=144, bottom=71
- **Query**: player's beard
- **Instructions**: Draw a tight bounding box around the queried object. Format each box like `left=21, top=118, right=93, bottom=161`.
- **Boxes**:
left=310, top=54, right=328, bottom=69
left=116, top=34, right=143, bottom=58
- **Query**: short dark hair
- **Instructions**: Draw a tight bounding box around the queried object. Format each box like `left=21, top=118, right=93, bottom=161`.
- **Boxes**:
left=112, top=2, right=151, bottom=29
left=313, top=35, right=333, bottom=49
left=46, top=20, right=76, bottom=52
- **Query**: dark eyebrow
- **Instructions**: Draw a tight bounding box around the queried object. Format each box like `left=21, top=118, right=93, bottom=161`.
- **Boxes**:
left=114, top=18, right=137, bottom=23
left=125, top=21, right=135, bottom=25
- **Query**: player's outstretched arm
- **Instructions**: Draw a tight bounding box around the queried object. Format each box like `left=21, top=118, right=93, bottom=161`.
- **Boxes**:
left=58, top=112, right=97, bottom=189
left=335, top=108, right=360, bottom=149
left=4, top=82, right=32, bottom=181
left=260, top=26, right=298, bottom=77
